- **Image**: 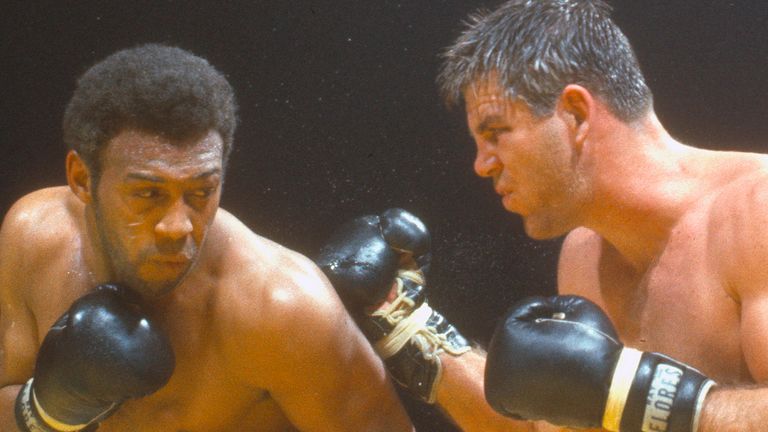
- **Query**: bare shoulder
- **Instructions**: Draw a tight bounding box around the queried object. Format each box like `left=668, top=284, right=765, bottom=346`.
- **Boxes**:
left=708, top=167, right=768, bottom=300
left=207, top=209, right=336, bottom=314
left=1, top=187, right=78, bottom=245
left=206, top=212, right=409, bottom=431
left=207, top=209, right=350, bottom=366
left=557, top=226, right=603, bottom=298
left=0, top=187, right=79, bottom=297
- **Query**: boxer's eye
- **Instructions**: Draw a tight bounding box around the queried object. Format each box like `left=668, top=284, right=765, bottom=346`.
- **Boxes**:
left=481, top=127, right=510, bottom=144
left=184, top=187, right=217, bottom=211
left=134, top=188, right=161, bottom=199
left=190, top=187, right=214, bottom=198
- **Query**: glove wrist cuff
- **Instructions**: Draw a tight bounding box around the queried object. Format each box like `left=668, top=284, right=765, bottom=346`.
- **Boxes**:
left=15, top=379, right=99, bottom=432
left=367, top=270, right=470, bottom=404
left=374, top=302, right=434, bottom=358
left=34, top=389, right=90, bottom=432
left=603, top=347, right=643, bottom=430
left=603, top=349, right=716, bottom=432
left=16, top=379, right=65, bottom=432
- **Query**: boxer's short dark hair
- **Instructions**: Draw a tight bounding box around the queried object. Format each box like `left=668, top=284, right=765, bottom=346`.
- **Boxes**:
left=63, top=44, right=238, bottom=182
left=438, top=0, right=652, bottom=122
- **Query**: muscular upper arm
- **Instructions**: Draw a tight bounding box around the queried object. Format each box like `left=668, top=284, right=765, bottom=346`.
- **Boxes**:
left=716, top=175, right=768, bottom=382
left=0, top=197, right=42, bottom=387
left=225, top=250, right=412, bottom=431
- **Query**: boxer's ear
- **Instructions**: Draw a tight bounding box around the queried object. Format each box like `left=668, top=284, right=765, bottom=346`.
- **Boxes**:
left=557, top=84, right=593, bottom=152
left=66, top=150, right=93, bottom=204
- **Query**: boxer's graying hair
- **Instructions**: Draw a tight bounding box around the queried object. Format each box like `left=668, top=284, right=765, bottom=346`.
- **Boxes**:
left=63, top=43, right=238, bottom=185
left=438, top=0, right=652, bottom=122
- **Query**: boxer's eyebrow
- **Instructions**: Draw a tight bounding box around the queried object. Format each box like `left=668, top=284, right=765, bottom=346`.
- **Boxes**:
left=126, top=169, right=221, bottom=183
left=126, top=173, right=164, bottom=183
left=475, top=115, right=507, bottom=135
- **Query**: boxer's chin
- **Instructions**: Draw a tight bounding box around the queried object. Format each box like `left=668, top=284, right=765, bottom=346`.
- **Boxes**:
left=131, top=277, right=185, bottom=299
left=522, top=215, right=571, bottom=240
left=127, top=261, right=195, bottom=299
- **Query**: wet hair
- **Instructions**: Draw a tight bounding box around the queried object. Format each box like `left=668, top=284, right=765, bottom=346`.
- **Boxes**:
left=438, top=0, right=652, bottom=121
left=62, top=43, right=238, bottom=180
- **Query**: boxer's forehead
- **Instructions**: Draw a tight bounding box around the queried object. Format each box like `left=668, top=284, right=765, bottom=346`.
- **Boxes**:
left=464, top=77, right=507, bottom=109
left=101, top=129, right=223, bottom=182
left=463, top=77, right=525, bottom=133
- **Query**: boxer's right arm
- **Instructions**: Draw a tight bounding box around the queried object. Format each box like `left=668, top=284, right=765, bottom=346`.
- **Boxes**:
left=317, top=208, right=536, bottom=431
left=14, top=285, right=175, bottom=432
left=1, top=200, right=176, bottom=432
left=0, top=308, right=37, bottom=432
left=316, top=208, right=472, bottom=404
left=1, top=202, right=42, bottom=432
left=436, top=348, right=539, bottom=432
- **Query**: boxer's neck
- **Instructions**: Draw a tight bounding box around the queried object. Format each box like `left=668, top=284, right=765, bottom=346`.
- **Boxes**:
left=581, top=113, right=707, bottom=271
left=81, top=204, right=114, bottom=283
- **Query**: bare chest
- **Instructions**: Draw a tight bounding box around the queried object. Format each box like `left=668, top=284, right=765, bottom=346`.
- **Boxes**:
left=99, top=365, right=291, bottom=432
left=30, top=267, right=294, bottom=431
left=596, top=230, right=749, bottom=383
left=102, top=288, right=296, bottom=431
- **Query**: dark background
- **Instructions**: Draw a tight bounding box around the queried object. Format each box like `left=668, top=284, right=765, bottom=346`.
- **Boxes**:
left=2, top=1, right=767, bottom=430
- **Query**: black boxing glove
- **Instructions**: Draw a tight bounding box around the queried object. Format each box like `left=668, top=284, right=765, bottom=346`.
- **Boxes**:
left=316, top=212, right=401, bottom=311
left=485, top=295, right=716, bottom=432
left=316, top=208, right=469, bottom=403
left=15, top=284, right=175, bottom=432
left=378, top=208, right=432, bottom=274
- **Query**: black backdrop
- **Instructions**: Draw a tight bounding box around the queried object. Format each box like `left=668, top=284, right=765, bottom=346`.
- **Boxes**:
left=2, top=1, right=768, bottom=430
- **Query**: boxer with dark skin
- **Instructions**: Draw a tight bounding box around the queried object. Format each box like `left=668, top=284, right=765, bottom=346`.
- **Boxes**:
left=436, top=0, right=768, bottom=430
left=0, top=44, right=413, bottom=432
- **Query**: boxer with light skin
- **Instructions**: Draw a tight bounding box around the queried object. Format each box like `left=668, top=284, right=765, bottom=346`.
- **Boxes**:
left=0, top=44, right=413, bottom=432
left=318, top=1, right=767, bottom=429
left=435, top=0, right=768, bottom=430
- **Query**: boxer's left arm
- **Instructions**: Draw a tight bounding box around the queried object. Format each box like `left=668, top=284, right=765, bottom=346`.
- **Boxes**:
left=695, top=187, right=768, bottom=431
left=556, top=228, right=768, bottom=432
left=224, top=257, right=414, bottom=432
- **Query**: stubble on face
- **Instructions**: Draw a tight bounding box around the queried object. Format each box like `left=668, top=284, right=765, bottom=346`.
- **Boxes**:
left=519, top=119, right=591, bottom=240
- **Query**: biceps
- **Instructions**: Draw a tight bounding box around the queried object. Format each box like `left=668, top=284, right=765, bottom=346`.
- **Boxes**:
left=740, top=294, right=768, bottom=381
